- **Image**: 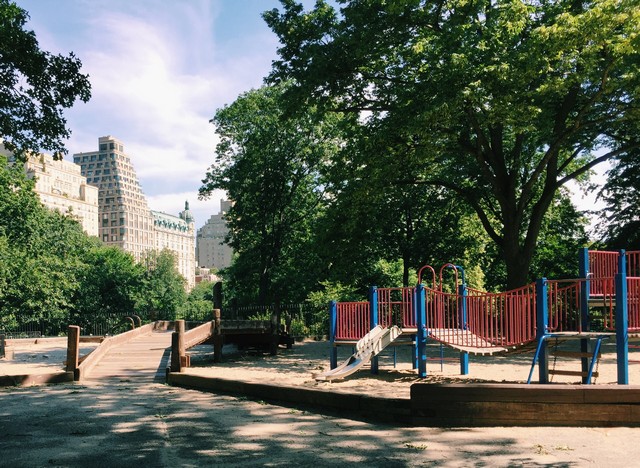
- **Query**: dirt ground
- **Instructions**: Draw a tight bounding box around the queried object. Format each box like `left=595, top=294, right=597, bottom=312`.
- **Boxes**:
left=2, top=337, right=640, bottom=467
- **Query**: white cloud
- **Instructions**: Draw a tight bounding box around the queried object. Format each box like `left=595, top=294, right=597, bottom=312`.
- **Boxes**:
left=21, top=0, right=282, bottom=227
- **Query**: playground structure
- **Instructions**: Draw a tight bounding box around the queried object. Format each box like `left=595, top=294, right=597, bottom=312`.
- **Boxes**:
left=317, top=248, right=640, bottom=384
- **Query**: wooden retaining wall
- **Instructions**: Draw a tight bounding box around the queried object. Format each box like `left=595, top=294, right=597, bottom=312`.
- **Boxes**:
left=411, top=383, right=640, bottom=426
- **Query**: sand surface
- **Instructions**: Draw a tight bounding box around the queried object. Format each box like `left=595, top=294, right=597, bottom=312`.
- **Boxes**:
left=2, top=336, right=640, bottom=466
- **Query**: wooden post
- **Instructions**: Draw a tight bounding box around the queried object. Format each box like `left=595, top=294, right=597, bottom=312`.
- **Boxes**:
left=285, top=313, right=293, bottom=349
left=213, top=309, right=223, bottom=363
left=170, top=320, right=185, bottom=373
left=66, top=325, right=80, bottom=373
left=270, top=304, right=279, bottom=356
left=0, top=333, right=6, bottom=359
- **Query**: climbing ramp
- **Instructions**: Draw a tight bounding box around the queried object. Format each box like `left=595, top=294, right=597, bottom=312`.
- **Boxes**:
left=315, top=325, right=402, bottom=381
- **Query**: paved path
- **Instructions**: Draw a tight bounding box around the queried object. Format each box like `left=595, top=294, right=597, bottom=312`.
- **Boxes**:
left=2, top=334, right=639, bottom=466
left=85, top=331, right=172, bottom=383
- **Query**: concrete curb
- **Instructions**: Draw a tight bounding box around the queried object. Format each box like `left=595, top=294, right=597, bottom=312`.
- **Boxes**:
left=167, top=372, right=411, bottom=424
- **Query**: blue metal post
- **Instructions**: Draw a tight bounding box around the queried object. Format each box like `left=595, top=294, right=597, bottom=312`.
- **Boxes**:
left=615, top=271, right=629, bottom=384
left=579, top=247, right=590, bottom=382
left=536, top=278, right=549, bottom=384
left=415, top=283, right=427, bottom=378
left=369, top=286, right=379, bottom=375
left=458, top=282, right=469, bottom=375
left=412, top=288, right=418, bottom=369
left=329, top=301, right=338, bottom=369
left=619, top=249, right=627, bottom=276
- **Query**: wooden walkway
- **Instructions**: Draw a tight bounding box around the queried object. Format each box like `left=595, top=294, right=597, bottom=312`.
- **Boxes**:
left=86, top=330, right=172, bottom=383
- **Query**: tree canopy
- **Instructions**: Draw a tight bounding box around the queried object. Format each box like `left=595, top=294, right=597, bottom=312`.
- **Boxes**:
left=0, top=0, right=91, bottom=160
left=264, top=0, right=640, bottom=287
left=597, top=155, right=640, bottom=249
left=200, top=84, right=348, bottom=305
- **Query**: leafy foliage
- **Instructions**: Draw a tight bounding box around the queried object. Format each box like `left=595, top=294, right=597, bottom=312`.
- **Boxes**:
left=177, top=280, right=215, bottom=321
left=265, top=0, right=640, bottom=287
left=200, top=83, right=348, bottom=305
left=0, top=0, right=91, bottom=160
left=597, top=155, right=640, bottom=249
left=137, top=249, right=187, bottom=320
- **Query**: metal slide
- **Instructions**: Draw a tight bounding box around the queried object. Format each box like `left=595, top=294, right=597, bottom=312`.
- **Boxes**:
left=314, top=325, right=403, bottom=381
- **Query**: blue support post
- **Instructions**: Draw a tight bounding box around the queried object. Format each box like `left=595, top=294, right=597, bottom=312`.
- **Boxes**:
left=536, top=278, right=549, bottom=384
left=369, top=286, right=379, bottom=375
left=415, top=283, right=427, bottom=378
left=329, top=301, right=338, bottom=369
left=458, top=282, right=469, bottom=375
left=615, top=272, right=629, bottom=385
left=619, top=249, right=627, bottom=277
left=412, top=288, right=418, bottom=369
left=579, top=247, right=590, bottom=382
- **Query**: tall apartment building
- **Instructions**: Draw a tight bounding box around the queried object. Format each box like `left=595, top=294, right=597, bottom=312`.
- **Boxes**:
left=196, top=199, right=233, bottom=270
left=25, top=153, right=100, bottom=237
left=73, top=136, right=195, bottom=287
left=152, top=202, right=196, bottom=288
left=0, top=144, right=99, bottom=236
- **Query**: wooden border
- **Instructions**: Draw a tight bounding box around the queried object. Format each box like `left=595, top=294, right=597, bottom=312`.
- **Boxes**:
left=411, top=383, right=640, bottom=426
left=167, top=372, right=411, bottom=424
left=0, top=371, right=74, bottom=387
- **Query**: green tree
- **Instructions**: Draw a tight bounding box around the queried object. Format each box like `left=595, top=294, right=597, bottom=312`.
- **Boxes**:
left=137, top=249, right=186, bottom=320
left=317, top=124, right=489, bottom=290
left=265, top=0, right=640, bottom=288
left=0, top=156, right=93, bottom=334
left=597, top=155, right=640, bottom=249
left=72, top=244, right=144, bottom=333
left=178, top=280, right=214, bottom=321
left=200, top=84, right=347, bottom=305
left=0, top=0, right=91, bottom=160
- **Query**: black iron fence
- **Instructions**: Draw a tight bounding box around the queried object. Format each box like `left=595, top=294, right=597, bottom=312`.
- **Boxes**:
left=0, top=311, right=151, bottom=339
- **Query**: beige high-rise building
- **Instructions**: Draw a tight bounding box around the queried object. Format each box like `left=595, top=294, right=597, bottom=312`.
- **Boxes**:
left=196, top=199, right=233, bottom=270
left=9, top=149, right=99, bottom=237
left=152, top=202, right=196, bottom=288
left=74, top=136, right=196, bottom=287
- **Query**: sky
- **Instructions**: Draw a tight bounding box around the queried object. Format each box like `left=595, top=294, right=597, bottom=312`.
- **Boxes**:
left=16, top=0, right=315, bottom=229
left=16, top=0, right=607, bottom=232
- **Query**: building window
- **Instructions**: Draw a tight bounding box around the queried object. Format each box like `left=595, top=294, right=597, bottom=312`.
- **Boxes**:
left=100, top=144, right=107, bottom=151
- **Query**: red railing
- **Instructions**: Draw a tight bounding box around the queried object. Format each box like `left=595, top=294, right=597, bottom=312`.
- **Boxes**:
left=424, top=284, right=536, bottom=350
left=465, top=284, right=537, bottom=348
left=335, top=302, right=370, bottom=341
left=588, top=250, right=618, bottom=296
left=547, top=279, right=582, bottom=332
left=627, top=251, right=640, bottom=277
left=377, top=287, right=415, bottom=328
left=628, top=278, right=640, bottom=332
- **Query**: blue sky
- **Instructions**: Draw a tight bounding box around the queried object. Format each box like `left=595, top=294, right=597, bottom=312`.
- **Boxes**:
left=16, top=0, right=605, bottom=230
left=16, top=0, right=314, bottom=229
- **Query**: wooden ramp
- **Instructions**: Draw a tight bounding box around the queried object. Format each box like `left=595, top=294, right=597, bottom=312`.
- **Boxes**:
left=86, top=330, right=172, bottom=383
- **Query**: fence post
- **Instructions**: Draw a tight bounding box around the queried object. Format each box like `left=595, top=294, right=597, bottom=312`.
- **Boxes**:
left=536, top=278, right=549, bottom=384
left=369, top=286, right=379, bottom=374
left=415, top=283, right=427, bottom=378
left=66, top=325, right=80, bottom=375
left=458, top=283, right=469, bottom=375
left=213, top=309, right=223, bottom=363
left=579, top=247, right=590, bottom=382
left=329, top=301, right=337, bottom=369
left=270, top=303, right=280, bottom=356
left=171, top=319, right=185, bottom=372
left=615, top=271, right=629, bottom=384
